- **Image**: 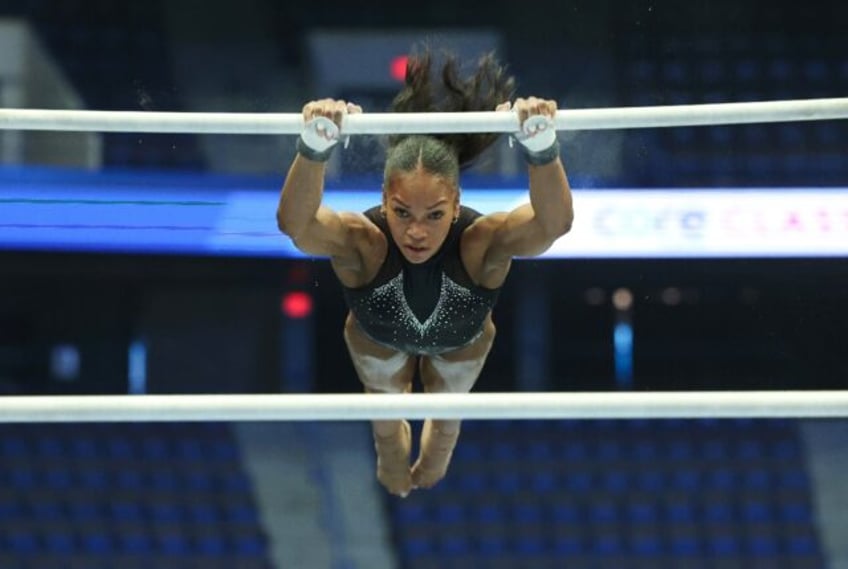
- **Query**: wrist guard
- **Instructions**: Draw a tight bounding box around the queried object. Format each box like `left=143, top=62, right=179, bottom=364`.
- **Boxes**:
left=297, top=116, right=340, bottom=162
left=513, top=114, right=560, bottom=166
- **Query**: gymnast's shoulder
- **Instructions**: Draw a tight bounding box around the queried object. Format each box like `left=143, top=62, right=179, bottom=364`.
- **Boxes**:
left=337, top=210, right=386, bottom=247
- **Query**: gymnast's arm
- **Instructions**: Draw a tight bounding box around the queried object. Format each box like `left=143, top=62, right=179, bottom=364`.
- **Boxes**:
left=276, top=99, right=373, bottom=269
left=479, top=98, right=574, bottom=265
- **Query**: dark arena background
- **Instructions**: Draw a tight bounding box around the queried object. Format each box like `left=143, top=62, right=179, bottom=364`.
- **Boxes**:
left=0, top=1, right=846, bottom=568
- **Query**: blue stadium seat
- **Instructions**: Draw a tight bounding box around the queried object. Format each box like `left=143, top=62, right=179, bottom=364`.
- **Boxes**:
left=232, top=529, right=266, bottom=557
left=0, top=423, right=270, bottom=566
left=222, top=473, right=251, bottom=493
left=110, top=500, right=143, bottom=522
left=734, top=59, right=761, bottom=83
left=79, top=468, right=109, bottom=489
left=184, top=470, right=214, bottom=492
left=29, top=498, right=62, bottom=522
left=551, top=502, right=581, bottom=524
left=477, top=532, right=507, bottom=556
left=669, top=128, right=697, bottom=146
left=592, top=531, right=624, bottom=556
left=491, top=441, right=519, bottom=462
left=156, top=532, right=191, bottom=555
left=747, top=533, right=780, bottom=557
left=67, top=499, right=100, bottom=522
left=1, top=437, right=28, bottom=457
left=662, top=61, right=688, bottom=84
left=552, top=533, right=584, bottom=556
left=635, top=469, right=664, bottom=493
left=630, top=60, right=656, bottom=83
left=6, top=529, right=39, bottom=554
left=813, top=123, right=842, bottom=147
left=402, top=536, right=434, bottom=557
left=786, top=529, right=819, bottom=556
left=196, top=533, right=227, bottom=556
left=707, top=468, right=736, bottom=491
left=435, top=504, right=464, bottom=525
left=44, top=529, right=76, bottom=554
left=780, top=500, right=813, bottom=524
left=453, top=441, right=484, bottom=463
left=671, top=468, right=700, bottom=491
left=596, top=440, right=624, bottom=462
left=564, top=470, right=593, bottom=493
left=116, top=470, right=144, bottom=490
left=142, top=438, right=170, bottom=460
left=707, top=532, right=741, bottom=557
left=476, top=502, right=507, bottom=524
left=71, top=439, right=99, bottom=459
left=665, top=498, right=696, bottom=523
left=699, top=59, right=725, bottom=84
left=560, top=440, right=589, bottom=461
left=601, top=470, right=629, bottom=494
left=803, top=60, right=829, bottom=82
left=45, top=469, right=73, bottom=490
left=526, top=440, right=553, bottom=461
left=736, top=439, right=766, bottom=460
left=512, top=502, right=543, bottom=525
left=741, top=498, right=773, bottom=523
left=629, top=527, right=662, bottom=557
left=395, top=500, right=428, bottom=522
left=391, top=419, right=825, bottom=568
left=630, top=440, right=659, bottom=461
left=743, top=466, right=771, bottom=489
left=224, top=502, right=259, bottom=524
left=703, top=498, right=735, bottom=523
left=767, top=59, right=794, bottom=82
left=589, top=500, right=619, bottom=524
left=493, top=471, right=522, bottom=494
left=625, top=498, right=659, bottom=523
left=36, top=437, right=65, bottom=458
left=82, top=532, right=113, bottom=555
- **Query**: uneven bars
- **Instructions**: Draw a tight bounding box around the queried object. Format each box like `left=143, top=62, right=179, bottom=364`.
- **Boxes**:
left=1, top=391, right=846, bottom=423
left=0, top=97, right=847, bottom=135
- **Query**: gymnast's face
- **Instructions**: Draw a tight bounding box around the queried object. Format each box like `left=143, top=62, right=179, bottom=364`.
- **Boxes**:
left=382, top=170, right=459, bottom=264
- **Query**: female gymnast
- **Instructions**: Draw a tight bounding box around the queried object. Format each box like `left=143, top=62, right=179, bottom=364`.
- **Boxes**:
left=277, top=48, right=573, bottom=497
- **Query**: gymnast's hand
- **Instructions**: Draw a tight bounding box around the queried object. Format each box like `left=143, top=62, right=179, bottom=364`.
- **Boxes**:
left=497, top=97, right=560, bottom=165
left=297, top=99, right=363, bottom=162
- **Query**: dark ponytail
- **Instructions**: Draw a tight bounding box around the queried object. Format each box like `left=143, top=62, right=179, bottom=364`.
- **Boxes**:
left=383, top=47, right=516, bottom=185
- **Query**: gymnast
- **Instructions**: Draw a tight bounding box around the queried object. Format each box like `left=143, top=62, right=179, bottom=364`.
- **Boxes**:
left=277, top=47, right=573, bottom=496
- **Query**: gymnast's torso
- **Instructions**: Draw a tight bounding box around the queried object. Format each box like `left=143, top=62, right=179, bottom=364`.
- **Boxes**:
left=341, top=206, right=500, bottom=355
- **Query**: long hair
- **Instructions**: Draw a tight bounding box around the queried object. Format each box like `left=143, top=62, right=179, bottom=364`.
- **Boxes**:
left=383, top=46, right=516, bottom=187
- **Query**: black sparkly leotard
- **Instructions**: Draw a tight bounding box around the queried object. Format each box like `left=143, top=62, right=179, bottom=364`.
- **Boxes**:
left=342, top=205, right=501, bottom=356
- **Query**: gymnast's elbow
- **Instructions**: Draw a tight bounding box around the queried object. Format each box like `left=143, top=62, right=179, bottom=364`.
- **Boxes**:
left=543, top=209, right=573, bottom=240
left=559, top=211, right=574, bottom=236
left=276, top=210, right=302, bottom=240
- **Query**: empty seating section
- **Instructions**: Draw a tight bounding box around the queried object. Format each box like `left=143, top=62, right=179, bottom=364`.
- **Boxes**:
left=0, top=423, right=271, bottom=569
left=1, top=1, right=205, bottom=170
left=3, top=4, right=843, bottom=180
left=390, top=419, right=825, bottom=569
left=619, top=34, right=848, bottom=187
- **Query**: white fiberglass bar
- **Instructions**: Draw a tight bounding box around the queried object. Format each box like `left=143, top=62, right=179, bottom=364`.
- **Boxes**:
left=0, top=97, right=847, bottom=135
left=1, top=391, right=846, bottom=423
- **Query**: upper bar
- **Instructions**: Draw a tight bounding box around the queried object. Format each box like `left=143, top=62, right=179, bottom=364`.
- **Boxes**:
left=0, top=391, right=846, bottom=422
left=0, top=97, right=847, bottom=134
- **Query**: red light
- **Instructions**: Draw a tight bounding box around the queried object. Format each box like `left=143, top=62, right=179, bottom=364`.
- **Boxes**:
left=281, top=291, right=313, bottom=319
left=390, top=55, right=408, bottom=82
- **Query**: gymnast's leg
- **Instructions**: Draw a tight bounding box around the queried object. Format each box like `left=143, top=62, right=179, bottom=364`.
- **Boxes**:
left=413, top=315, right=496, bottom=489
left=344, top=312, right=416, bottom=497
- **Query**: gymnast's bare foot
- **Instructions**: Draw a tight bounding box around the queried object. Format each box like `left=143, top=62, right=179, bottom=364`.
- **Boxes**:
left=411, top=419, right=460, bottom=489
left=374, top=420, right=413, bottom=497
